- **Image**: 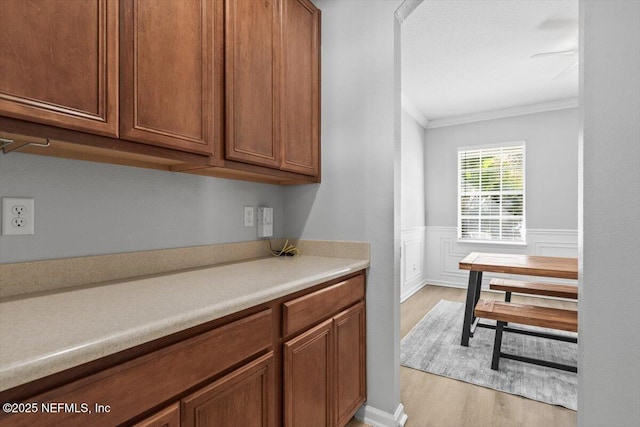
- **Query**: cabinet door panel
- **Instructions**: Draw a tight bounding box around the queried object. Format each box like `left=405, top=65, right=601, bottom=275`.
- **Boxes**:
left=225, top=0, right=280, bottom=168
left=284, top=319, right=333, bottom=427
left=182, top=352, right=275, bottom=427
left=334, top=302, right=366, bottom=427
left=132, top=402, right=180, bottom=427
left=0, top=0, right=118, bottom=136
left=120, top=0, right=221, bottom=155
left=280, top=0, right=320, bottom=176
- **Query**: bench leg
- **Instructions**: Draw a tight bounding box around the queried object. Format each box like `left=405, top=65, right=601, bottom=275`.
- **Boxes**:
left=491, top=321, right=505, bottom=370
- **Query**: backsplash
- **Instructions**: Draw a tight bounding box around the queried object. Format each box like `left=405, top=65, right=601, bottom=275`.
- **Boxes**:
left=0, top=239, right=370, bottom=298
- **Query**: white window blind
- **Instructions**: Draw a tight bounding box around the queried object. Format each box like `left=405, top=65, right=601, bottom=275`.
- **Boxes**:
left=458, top=142, right=526, bottom=243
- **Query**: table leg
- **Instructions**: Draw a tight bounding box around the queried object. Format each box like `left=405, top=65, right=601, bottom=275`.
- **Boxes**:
left=461, top=270, right=482, bottom=346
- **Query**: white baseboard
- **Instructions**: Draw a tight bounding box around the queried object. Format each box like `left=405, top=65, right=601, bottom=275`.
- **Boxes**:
left=356, top=403, right=408, bottom=427
left=422, top=278, right=468, bottom=289
left=401, top=280, right=429, bottom=302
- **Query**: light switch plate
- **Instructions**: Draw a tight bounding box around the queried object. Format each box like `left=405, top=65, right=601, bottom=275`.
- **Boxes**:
left=244, top=206, right=254, bottom=227
left=2, top=197, right=34, bottom=235
left=257, top=207, right=273, bottom=238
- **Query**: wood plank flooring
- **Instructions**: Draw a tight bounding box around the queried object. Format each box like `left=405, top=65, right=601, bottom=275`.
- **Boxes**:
left=347, top=284, right=577, bottom=427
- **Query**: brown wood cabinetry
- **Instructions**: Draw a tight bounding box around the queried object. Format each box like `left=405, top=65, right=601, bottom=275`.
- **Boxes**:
left=0, top=0, right=118, bottom=137
left=284, top=319, right=334, bottom=427
left=0, top=272, right=364, bottom=427
left=120, top=0, right=222, bottom=156
left=225, top=0, right=280, bottom=168
left=221, top=0, right=320, bottom=176
left=283, top=276, right=367, bottom=427
left=0, top=0, right=320, bottom=184
left=133, top=403, right=181, bottom=427
left=280, top=0, right=320, bottom=176
left=334, top=302, right=366, bottom=426
left=182, top=352, right=275, bottom=427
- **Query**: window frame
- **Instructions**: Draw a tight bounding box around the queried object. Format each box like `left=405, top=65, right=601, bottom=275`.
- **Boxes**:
left=457, top=141, right=527, bottom=245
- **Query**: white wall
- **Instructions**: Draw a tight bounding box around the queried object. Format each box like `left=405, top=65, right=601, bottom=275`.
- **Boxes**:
left=422, top=108, right=580, bottom=287
left=0, top=154, right=284, bottom=263
left=401, top=109, right=426, bottom=228
left=284, top=0, right=404, bottom=423
left=425, top=107, right=579, bottom=229
left=400, top=109, right=427, bottom=301
left=579, top=1, right=640, bottom=426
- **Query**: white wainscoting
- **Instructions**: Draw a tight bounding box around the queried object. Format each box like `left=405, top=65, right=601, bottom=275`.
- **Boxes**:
left=401, top=227, right=427, bottom=302
left=424, top=226, right=578, bottom=289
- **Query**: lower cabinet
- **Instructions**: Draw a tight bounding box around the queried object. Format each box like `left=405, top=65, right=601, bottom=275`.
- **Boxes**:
left=182, top=352, right=275, bottom=427
left=0, top=272, right=365, bottom=427
left=283, top=278, right=366, bottom=427
left=284, top=319, right=334, bottom=427
left=334, top=303, right=367, bottom=426
left=133, top=403, right=181, bottom=427
left=131, top=353, right=274, bottom=427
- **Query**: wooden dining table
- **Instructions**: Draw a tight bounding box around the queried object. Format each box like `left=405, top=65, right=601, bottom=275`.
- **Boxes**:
left=458, top=252, right=578, bottom=346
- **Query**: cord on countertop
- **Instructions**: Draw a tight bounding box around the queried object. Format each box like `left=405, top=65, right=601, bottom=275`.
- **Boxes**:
left=268, top=239, right=300, bottom=257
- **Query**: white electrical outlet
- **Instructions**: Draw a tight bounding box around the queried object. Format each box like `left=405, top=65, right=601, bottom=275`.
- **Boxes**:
left=2, top=197, right=34, bottom=235
left=244, top=206, right=254, bottom=227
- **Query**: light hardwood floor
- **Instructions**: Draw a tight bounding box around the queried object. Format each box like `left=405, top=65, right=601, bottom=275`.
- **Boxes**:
left=347, top=284, right=577, bottom=427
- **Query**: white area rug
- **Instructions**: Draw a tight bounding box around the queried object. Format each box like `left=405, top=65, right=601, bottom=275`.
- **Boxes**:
left=400, top=299, right=577, bottom=410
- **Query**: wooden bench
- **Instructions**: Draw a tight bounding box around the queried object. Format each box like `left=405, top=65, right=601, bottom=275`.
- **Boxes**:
left=475, top=299, right=578, bottom=372
left=490, top=278, right=578, bottom=301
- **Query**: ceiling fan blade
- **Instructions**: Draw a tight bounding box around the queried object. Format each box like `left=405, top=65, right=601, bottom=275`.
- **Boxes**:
left=553, top=60, right=579, bottom=80
left=531, top=49, right=578, bottom=59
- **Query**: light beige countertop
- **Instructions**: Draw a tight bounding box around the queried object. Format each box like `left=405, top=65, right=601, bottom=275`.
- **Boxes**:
left=0, top=255, right=369, bottom=392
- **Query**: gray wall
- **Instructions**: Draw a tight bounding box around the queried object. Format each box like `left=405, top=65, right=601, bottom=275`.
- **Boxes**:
left=284, top=0, right=402, bottom=418
left=401, top=109, right=426, bottom=228
left=0, top=154, right=284, bottom=263
left=424, top=108, right=579, bottom=229
left=579, top=1, right=640, bottom=425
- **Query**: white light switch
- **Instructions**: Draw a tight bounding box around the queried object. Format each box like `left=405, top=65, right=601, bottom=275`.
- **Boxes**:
left=257, top=207, right=273, bottom=238
left=244, top=206, right=254, bottom=227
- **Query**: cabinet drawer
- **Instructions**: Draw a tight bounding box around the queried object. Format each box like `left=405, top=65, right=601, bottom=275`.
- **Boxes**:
left=283, top=274, right=365, bottom=337
left=0, top=309, right=272, bottom=427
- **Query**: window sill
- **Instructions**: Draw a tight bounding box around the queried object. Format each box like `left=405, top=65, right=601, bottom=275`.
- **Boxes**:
left=457, top=239, right=528, bottom=247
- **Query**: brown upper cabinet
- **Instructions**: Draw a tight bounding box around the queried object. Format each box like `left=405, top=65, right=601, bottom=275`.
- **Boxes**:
left=0, top=0, right=320, bottom=183
left=120, top=0, right=222, bottom=156
left=225, top=0, right=281, bottom=168
left=0, top=0, right=119, bottom=137
left=280, top=0, right=320, bottom=176
left=225, top=0, right=320, bottom=177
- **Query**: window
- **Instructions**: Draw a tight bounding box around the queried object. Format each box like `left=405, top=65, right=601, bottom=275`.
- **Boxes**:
left=458, top=142, right=525, bottom=243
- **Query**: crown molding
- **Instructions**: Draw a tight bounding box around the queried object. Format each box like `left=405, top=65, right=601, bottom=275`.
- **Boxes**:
left=401, top=93, right=429, bottom=129
left=426, top=97, right=579, bottom=129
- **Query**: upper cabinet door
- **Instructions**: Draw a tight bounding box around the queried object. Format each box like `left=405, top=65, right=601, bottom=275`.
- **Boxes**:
left=280, top=0, right=320, bottom=176
left=225, top=0, right=280, bottom=168
left=120, top=0, right=221, bottom=155
left=0, top=0, right=118, bottom=137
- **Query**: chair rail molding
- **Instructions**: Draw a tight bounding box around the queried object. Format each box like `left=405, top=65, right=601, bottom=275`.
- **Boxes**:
left=424, top=226, right=578, bottom=289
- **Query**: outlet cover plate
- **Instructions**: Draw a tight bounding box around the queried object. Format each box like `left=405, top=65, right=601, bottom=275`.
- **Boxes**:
left=2, top=197, right=34, bottom=235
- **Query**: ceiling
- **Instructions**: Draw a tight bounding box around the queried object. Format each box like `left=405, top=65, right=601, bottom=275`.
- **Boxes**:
left=402, top=0, right=579, bottom=123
